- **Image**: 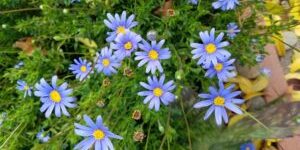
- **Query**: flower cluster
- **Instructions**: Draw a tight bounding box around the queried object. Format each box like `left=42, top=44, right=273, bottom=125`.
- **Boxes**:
left=14, top=1, right=244, bottom=147
left=191, top=27, right=244, bottom=125
left=191, top=28, right=236, bottom=82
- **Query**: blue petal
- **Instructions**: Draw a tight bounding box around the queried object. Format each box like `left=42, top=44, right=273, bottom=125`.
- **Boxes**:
left=84, top=115, right=97, bottom=129
left=214, top=106, right=222, bottom=126
left=204, top=105, right=215, bottom=120
left=225, top=103, right=243, bottom=114
left=193, top=100, right=213, bottom=108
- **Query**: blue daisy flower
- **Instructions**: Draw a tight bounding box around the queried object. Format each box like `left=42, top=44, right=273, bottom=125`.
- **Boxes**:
left=16, top=80, right=32, bottom=97
left=212, top=0, right=240, bottom=11
left=110, top=31, right=142, bottom=60
left=240, top=142, right=255, bottom=150
left=36, top=129, right=50, bottom=143
left=135, top=40, right=171, bottom=74
left=193, top=82, right=244, bottom=126
left=205, top=58, right=236, bottom=82
left=188, top=0, right=198, bottom=5
left=138, top=75, right=176, bottom=111
left=69, top=58, right=92, bottom=81
left=14, top=61, right=24, bottom=69
left=74, top=115, right=123, bottom=150
left=34, top=76, right=77, bottom=118
left=227, top=22, right=240, bottom=39
left=104, top=11, right=138, bottom=42
left=95, top=47, right=121, bottom=76
left=191, top=28, right=230, bottom=68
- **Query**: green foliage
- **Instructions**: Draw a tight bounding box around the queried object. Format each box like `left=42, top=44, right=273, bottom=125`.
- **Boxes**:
left=0, top=0, right=296, bottom=149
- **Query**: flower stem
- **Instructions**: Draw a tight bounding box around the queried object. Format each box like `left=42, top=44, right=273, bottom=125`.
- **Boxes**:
left=0, top=8, right=40, bottom=14
left=242, top=109, right=270, bottom=131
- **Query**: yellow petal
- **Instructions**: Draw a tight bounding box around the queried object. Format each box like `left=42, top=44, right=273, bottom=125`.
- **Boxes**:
left=244, top=92, right=264, bottom=100
left=265, top=2, right=285, bottom=15
left=272, top=33, right=286, bottom=56
left=291, top=91, right=300, bottom=101
left=252, top=75, right=269, bottom=92
left=294, top=25, right=300, bottom=36
left=285, top=73, right=300, bottom=80
left=237, top=76, right=254, bottom=94
left=228, top=114, right=246, bottom=126
left=289, top=59, right=300, bottom=72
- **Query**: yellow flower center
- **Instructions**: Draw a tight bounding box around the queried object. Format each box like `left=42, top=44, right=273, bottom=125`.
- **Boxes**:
left=117, top=26, right=126, bottom=34
left=148, top=50, right=159, bottom=60
left=80, top=65, right=87, bottom=72
left=24, top=85, right=29, bottom=90
left=213, top=96, right=225, bottom=106
left=124, top=42, right=133, bottom=50
left=153, top=88, right=163, bottom=97
left=214, top=63, right=223, bottom=71
left=50, top=90, right=61, bottom=103
left=102, top=59, right=110, bottom=67
left=93, top=129, right=105, bottom=140
left=205, top=43, right=217, bottom=54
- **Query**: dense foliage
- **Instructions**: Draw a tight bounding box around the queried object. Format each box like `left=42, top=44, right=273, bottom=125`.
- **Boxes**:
left=0, top=0, right=296, bottom=149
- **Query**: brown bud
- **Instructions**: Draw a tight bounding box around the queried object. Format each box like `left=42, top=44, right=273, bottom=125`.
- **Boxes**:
left=96, top=100, right=105, bottom=108
left=132, top=110, right=141, bottom=120
left=167, top=9, right=175, bottom=17
left=102, top=78, right=110, bottom=87
left=123, top=67, right=134, bottom=77
left=133, top=131, right=146, bottom=142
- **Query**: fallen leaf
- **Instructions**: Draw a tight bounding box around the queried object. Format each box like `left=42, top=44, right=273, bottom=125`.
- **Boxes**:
left=252, top=75, right=269, bottom=92
left=76, top=37, right=98, bottom=49
left=13, top=37, right=35, bottom=55
left=272, top=33, right=286, bottom=56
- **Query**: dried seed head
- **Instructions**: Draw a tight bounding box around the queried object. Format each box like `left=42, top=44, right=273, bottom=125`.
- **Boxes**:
left=133, top=131, right=146, bottom=142
left=123, top=67, right=134, bottom=77
left=132, top=110, right=142, bottom=120
left=96, top=100, right=105, bottom=108
left=102, top=78, right=111, bottom=87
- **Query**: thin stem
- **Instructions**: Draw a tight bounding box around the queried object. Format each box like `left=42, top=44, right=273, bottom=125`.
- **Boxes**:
left=144, top=123, right=152, bottom=150
left=242, top=109, right=270, bottom=131
left=0, top=122, right=23, bottom=149
left=159, top=111, right=171, bottom=150
left=271, top=35, right=300, bottom=53
left=0, top=8, right=40, bottom=14
left=0, top=51, right=86, bottom=55
left=179, top=98, right=192, bottom=150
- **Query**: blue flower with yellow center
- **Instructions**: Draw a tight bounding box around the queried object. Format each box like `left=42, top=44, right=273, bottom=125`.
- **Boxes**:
left=111, top=31, right=142, bottom=60
left=191, top=28, right=230, bottom=68
left=193, top=82, right=244, bottom=126
left=138, top=75, right=176, bottom=111
left=34, top=76, right=77, bottom=118
left=135, top=40, right=171, bottom=74
left=227, top=22, right=240, bottom=39
left=16, top=80, right=32, bottom=98
left=74, top=115, right=123, bottom=150
left=69, top=58, right=92, bottom=81
left=95, top=47, right=121, bottom=76
left=36, top=129, right=50, bottom=143
left=240, top=142, right=255, bottom=150
left=212, top=0, right=240, bottom=11
left=205, top=58, right=236, bottom=82
left=104, top=11, right=138, bottom=42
